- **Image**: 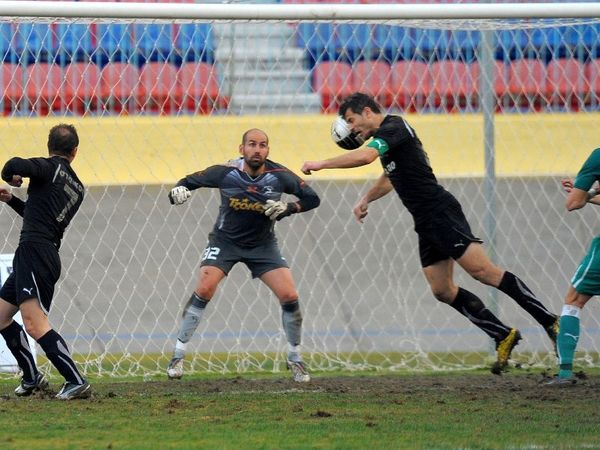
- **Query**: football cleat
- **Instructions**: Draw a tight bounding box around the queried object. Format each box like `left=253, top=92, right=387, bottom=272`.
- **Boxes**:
left=545, top=376, right=576, bottom=387
left=545, top=317, right=560, bottom=356
left=55, top=381, right=91, bottom=400
left=287, top=360, right=310, bottom=383
left=14, top=372, right=49, bottom=397
left=167, top=357, right=184, bottom=380
left=491, top=328, right=522, bottom=375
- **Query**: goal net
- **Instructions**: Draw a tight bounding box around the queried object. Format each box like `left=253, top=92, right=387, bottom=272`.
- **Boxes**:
left=0, top=1, right=599, bottom=377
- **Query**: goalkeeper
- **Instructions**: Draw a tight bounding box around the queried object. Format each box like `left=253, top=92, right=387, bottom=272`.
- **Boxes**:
left=301, top=93, right=559, bottom=374
left=166, top=129, right=320, bottom=382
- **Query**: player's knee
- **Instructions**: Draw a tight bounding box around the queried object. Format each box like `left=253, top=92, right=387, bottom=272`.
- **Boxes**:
left=21, top=319, right=45, bottom=340
left=195, top=286, right=216, bottom=300
left=431, top=286, right=454, bottom=304
left=278, top=292, right=299, bottom=304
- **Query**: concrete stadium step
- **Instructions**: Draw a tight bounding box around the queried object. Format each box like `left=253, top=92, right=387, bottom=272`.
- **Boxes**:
left=227, top=92, right=322, bottom=114
left=222, top=69, right=313, bottom=95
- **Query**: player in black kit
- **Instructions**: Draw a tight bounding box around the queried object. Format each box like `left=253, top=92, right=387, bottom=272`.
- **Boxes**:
left=302, top=93, right=559, bottom=374
left=0, top=124, right=90, bottom=399
left=166, top=129, right=320, bottom=382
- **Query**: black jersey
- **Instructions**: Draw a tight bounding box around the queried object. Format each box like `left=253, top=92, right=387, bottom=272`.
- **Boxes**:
left=370, top=115, right=457, bottom=228
left=176, top=158, right=320, bottom=247
left=2, top=155, right=85, bottom=248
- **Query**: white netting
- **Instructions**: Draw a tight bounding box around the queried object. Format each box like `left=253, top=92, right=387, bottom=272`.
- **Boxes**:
left=0, top=2, right=599, bottom=376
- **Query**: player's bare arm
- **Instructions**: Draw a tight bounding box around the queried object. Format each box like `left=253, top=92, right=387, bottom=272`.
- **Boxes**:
left=353, top=174, right=394, bottom=223
left=562, top=178, right=600, bottom=209
left=0, top=187, right=12, bottom=203
left=301, top=147, right=379, bottom=175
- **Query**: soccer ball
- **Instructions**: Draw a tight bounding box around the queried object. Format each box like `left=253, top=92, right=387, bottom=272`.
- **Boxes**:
left=330, top=116, right=365, bottom=150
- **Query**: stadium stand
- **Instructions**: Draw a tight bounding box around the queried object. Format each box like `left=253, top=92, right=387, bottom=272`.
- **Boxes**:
left=25, top=62, right=63, bottom=115
left=100, top=62, right=143, bottom=114
left=546, top=58, right=585, bottom=110
left=508, top=58, right=548, bottom=111
left=390, top=60, right=430, bottom=111
left=0, top=63, right=22, bottom=115
left=176, top=61, right=223, bottom=114
left=63, top=62, right=102, bottom=115
left=312, top=60, right=353, bottom=113
left=352, top=60, right=393, bottom=108
left=140, top=61, right=180, bottom=114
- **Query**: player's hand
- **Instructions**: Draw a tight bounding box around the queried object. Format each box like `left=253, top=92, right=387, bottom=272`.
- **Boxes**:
left=353, top=198, right=369, bottom=223
left=264, top=200, right=293, bottom=221
left=301, top=161, right=322, bottom=175
left=0, top=187, right=12, bottom=203
left=7, top=175, right=22, bottom=187
left=168, top=186, right=191, bottom=205
left=561, top=178, right=574, bottom=193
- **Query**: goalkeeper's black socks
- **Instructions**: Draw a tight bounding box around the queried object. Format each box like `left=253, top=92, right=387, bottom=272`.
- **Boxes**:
left=450, top=287, right=511, bottom=341
left=498, top=271, right=557, bottom=328
left=38, top=329, right=85, bottom=385
left=281, top=300, right=302, bottom=348
left=0, top=320, right=39, bottom=382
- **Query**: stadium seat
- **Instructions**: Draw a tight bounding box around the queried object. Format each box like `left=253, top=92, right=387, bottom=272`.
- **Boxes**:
left=312, top=61, right=353, bottom=113
left=546, top=58, right=585, bottom=110
left=296, top=23, right=336, bottom=67
left=13, top=23, right=54, bottom=64
left=373, top=25, right=415, bottom=63
left=139, top=62, right=180, bottom=114
left=24, top=63, right=64, bottom=115
left=508, top=58, right=547, bottom=110
left=63, top=62, right=102, bottom=115
left=351, top=60, right=393, bottom=107
left=0, top=63, right=23, bottom=115
left=430, top=60, right=479, bottom=111
left=334, top=24, right=372, bottom=63
left=390, top=60, right=430, bottom=111
left=0, top=23, right=15, bottom=63
left=177, top=62, right=223, bottom=114
left=55, top=23, right=94, bottom=63
left=96, top=23, right=134, bottom=64
left=100, top=63, right=144, bottom=114
left=176, top=23, right=215, bottom=63
left=134, top=23, right=174, bottom=63
left=584, top=58, right=600, bottom=107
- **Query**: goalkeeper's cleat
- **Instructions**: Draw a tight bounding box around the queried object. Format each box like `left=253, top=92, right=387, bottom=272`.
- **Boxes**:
left=167, top=357, right=184, bottom=380
left=545, top=317, right=560, bottom=356
left=545, top=376, right=576, bottom=387
left=55, top=381, right=91, bottom=400
left=14, top=372, right=49, bottom=397
left=287, top=360, right=310, bottom=383
left=491, top=328, right=522, bottom=375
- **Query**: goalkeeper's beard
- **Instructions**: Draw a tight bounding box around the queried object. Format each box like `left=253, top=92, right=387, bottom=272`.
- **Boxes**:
left=245, top=156, right=266, bottom=171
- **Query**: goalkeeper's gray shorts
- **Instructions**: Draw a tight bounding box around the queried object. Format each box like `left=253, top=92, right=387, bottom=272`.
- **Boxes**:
left=199, top=234, right=289, bottom=279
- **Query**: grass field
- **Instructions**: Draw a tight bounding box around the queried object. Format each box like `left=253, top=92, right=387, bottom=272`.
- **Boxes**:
left=1, top=367, right=599, bottom=450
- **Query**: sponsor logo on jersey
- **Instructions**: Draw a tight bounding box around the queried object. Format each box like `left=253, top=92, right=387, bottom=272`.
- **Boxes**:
left=229, top=197, right=265, bottom=212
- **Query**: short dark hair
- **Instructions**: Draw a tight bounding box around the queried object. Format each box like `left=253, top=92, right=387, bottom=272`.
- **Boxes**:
left=48, top=124, right=79, bottom=156
left=339, top=93, right=382, bottom=117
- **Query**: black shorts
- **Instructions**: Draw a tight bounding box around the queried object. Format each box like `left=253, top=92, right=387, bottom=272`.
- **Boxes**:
left=200, top=234, right=289, bottom=278
left=0, top=242, right=61, bottom=314
left=417, top=203, right=483, bottom=268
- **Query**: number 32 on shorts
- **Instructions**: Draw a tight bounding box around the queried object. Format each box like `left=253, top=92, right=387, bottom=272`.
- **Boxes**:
left=202, top=246, right=220, bottom=261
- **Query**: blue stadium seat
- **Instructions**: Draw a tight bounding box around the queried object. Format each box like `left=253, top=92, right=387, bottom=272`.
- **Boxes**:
left=0, top=23, right=15, bottom=63
left=447, top=30, right=481, bottom=62
left=176, top=23, right=214, bottom=64
left=134, top=23, right=174, bottom=63
left=297, top=23, right=335, bottom=67
left=55, top=23, right=94, bottom=64
left=96, top=23, right=134, bottom=64
left=413, top=28, right=450, bottom=60
left=373, top=25, right=415, bottom=63
left=13, top=23, right=54, bottom=64
left=334, top=24, right=372, bottom=63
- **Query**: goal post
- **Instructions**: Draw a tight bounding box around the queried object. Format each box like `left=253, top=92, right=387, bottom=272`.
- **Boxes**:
left=0, top=1, right=599, bottom=377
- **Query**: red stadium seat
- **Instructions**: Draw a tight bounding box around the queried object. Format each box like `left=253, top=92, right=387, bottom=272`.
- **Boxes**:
left=100, top=63, right=144, bottom=114
left=25, top=63, right=64, bottom=115
left=471, top=60, right=509, bottom=111
left=139, top=62, right=181, bottom=114
left=312, top=61, right=353, bottom=113
left=177, top=62, right=223, bottom=114
left=352, top=60, right=393, bottom=107
left=584, top=58, right=600, bottom=107
left=0, top=63, right=23, bottom=115
left=430, top=60, right=479, bottom=111
left=63, top=62, right=102, bottom=115
left=390, top=60, right=430, bottom=111
left=508, top=58, right=547, bottom=110
left=546, top=58, right=585, bottom=110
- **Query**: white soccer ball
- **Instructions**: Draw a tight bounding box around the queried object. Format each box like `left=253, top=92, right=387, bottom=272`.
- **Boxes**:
left=330, top=116, right=365, bottom=150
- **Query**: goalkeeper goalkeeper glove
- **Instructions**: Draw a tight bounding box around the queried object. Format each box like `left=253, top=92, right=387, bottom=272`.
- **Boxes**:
left=264, top=199, right=298, bottom=221
left=168, top=186, right=191, bottom=205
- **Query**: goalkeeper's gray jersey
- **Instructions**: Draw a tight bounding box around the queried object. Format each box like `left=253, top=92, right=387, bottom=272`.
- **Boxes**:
left=175, top=158, right=319, bottom=247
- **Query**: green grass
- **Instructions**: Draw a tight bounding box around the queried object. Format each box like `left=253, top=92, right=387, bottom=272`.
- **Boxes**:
left=1, top=369, right=599, bottom=450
